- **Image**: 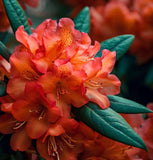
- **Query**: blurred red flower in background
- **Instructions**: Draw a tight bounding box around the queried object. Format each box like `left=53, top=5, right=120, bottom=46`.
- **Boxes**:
left=63, top=0, right=153, bottom=63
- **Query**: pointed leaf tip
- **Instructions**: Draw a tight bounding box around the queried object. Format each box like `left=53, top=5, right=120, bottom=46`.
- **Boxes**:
left=96, top=34, right=135, bottom=60
left=108, top=95, right=153, bottom=114
left=72, top=103, right=147, bottom=150
left=74, top=7, right=90, bottom=33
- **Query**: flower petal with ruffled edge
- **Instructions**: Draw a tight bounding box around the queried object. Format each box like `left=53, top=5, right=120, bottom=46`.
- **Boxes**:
left=9, top=51, right=39, bottom=80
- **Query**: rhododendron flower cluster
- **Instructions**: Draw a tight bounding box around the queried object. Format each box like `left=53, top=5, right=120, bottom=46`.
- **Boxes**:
left=0, top=18, right=120, bottom=159
left=63, top=0, right=153, bottom=63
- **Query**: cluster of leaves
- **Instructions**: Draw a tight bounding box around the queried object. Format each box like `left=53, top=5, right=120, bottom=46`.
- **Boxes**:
left=0, top=0, right=152, bottom=159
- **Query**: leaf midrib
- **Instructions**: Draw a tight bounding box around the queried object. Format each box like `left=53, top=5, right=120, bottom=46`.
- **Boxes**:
left=84, top=105, right=145, bottom=148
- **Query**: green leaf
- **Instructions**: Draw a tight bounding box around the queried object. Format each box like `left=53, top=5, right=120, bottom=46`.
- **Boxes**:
left=0, top=41, right=11, bottom=61
left=145, top=63, right=153, bottom=88
left=74, top=7, right=90, bottom=33
left=72, top=103, right=147, bottom=150
left=0, top=32, right=9, bottom=44
left=0, top=81, right=7, bottom=97
left=96, top=35, right=135, bottom=60
left=0, top=85, right=6, bottom=97
left=116, top=54, right=135, bottom=77
left=108, top=95, right=153, bottom=114
left=3, top=0, right=32, bottom=34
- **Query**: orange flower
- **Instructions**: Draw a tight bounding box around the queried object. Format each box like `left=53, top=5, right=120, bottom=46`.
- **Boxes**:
left=84, top=49, right=121, bottom=109
left=37, top=118, right=83, bottom=160
left=13, top=18, right=120, bottom=111
left=0, top=113, right=31, bottom=151
left=1, top=81, right=61, bottom=139
left=0, top=0, right=39, bottom=32
left=0, top=17, right=120, bottom=158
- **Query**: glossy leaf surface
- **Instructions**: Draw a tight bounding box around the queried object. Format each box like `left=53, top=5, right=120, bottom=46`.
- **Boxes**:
left=72, top=103, right=147, bottom=150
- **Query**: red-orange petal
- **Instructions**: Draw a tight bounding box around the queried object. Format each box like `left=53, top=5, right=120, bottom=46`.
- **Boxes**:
left=26, top=116, right=49, bottom=139
left=0, top=114, right=15, bottom=134
left=57, top=18, right=75, bottom=47
left=15, top=26, right=29, bottom=48
left=12, top=100, right=31, bottom=121
left=46, top=106, right=61, bottom=123
left=45, top=124, right=65, bottom=137
left=86, top=88, right=110, bottom=109
left=98, top=74, right=121, bottom=95
left=27, top=34, right=40, bottom=56
left=10, top=51, right=38, bottom=80
left=35, top=19, right=57, bottom=43
left=83, top=57, right=102, bottom=79
left=98, top=49, right=116, bottom=75
left=68, top=89, right=89, bottom=108
left=1, top=103, right=13, bottom=113
left=7, top=78, right=26, bottom=99
left=10, top=128, right=31, bottom=151
left=37, top=138, right=51, bottom=160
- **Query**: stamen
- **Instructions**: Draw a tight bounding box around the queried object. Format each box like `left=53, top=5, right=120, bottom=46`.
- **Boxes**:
left=48, top=136, right=60, bottom=160
left=61, top=133, right=76, bottom=148
left=39, top=110, right=45, bottom=120
left=87, top=80, right=103, bottom=88
left=22, top=70, right=39, bottom=81
left=29, top=105, right=42, bottom=114
left=47, top=134, right=76, bottom=160
left=13, top=121, right=26, bottom=130
left=56, top=82, right=69, bottom=99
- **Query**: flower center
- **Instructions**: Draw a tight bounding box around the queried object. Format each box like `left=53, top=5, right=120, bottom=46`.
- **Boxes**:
left=56, top=82, right=69, bottom=99
left=47, top=133, right=76, bottom=160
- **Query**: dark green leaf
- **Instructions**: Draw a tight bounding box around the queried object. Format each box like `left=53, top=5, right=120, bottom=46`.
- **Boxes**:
left=145, top=63, right=153, bottom=88
left=116, top=54, right=136, bottom=77
left=74, top=7, right=90, bottom=33
left=108, top=95, right=153, bottom=113
left=72, top=103, right=147, bottom=150
left=3, top=0, right=32, bottom=34
left=0, top=32, right=9, bottom=44
left=0, top=41, right=11, bottom=61
left=96, top=35, right=135, bottom=60
left=0, top=81, right=7, bottom=97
